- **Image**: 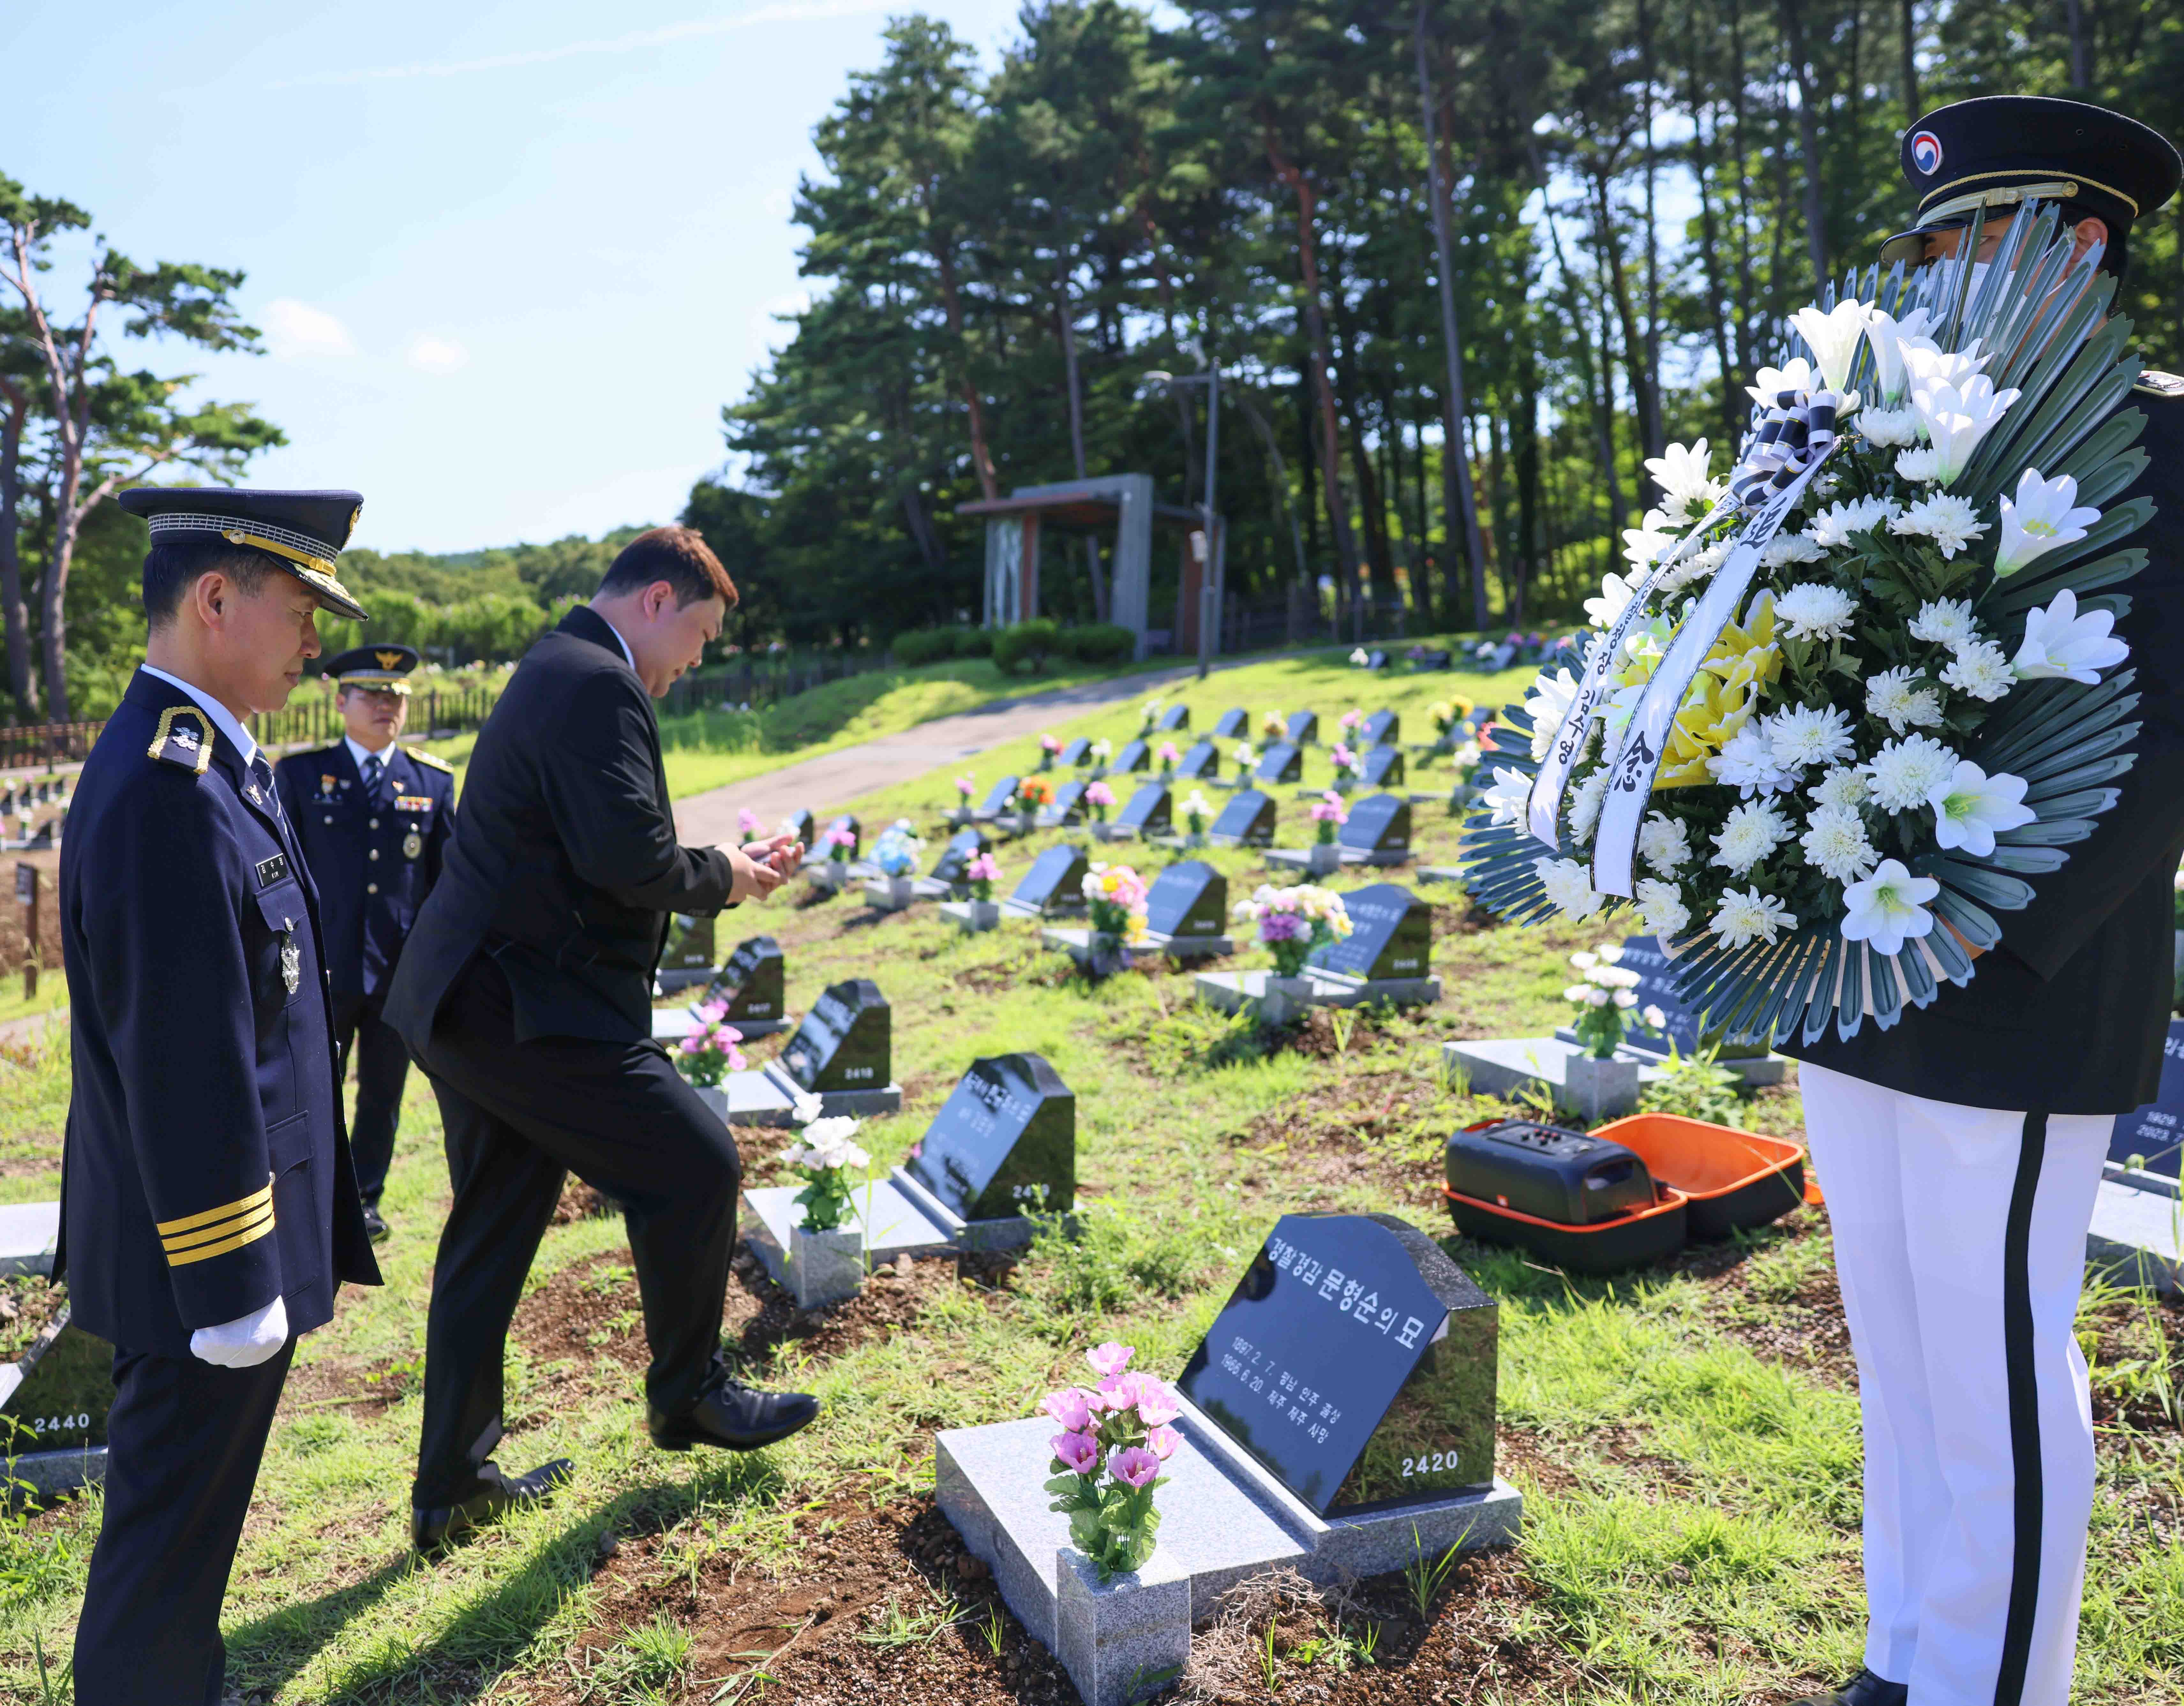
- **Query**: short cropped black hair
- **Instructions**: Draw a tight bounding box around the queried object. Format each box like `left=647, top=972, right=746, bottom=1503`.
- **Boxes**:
left=142, top=539, right=277, bottom=628
left=595, top=526, right=737, bottom=608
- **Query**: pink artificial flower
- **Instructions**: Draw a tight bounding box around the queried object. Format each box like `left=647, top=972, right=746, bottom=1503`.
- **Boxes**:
left=725, top=1044, right=749, bottom=1071
left=1309, top=792, right=1349, bottom=824
left=737, top=807, right=764, bottom=837
left=1087, top=1342, right=1134, bottom=1378
left=1108, top=1445, right=1162, bottom=1490
left=1042, top=734, right=1062, bottom=753
left=1157, top=741, right=1179, bottom=765
left=1340, top=708, right=1363, bottom=729
left=1145, top=1423, right=1181, bottom=1461
left=1095, top=1372, right=1139, bottom=1413
left=678, top=1036, right=703, bottom=1054
left=1052, top=1430, right=1100, bottom=1476
left=955, top=775, right=976, bottom=799
left=697, top=999, right=729, bottom=1024
left=966, top=852, right=1003, bottom=883
left=825, top=825, right=857, bottom=848
left=1331, top=742, right=1355, bottom=768
left=1085, top=781, right=1116, bottom=807
left=1042, top=1387, right=1094, bottom=1433
left=1134, top=1379, right=1182, bottom=1427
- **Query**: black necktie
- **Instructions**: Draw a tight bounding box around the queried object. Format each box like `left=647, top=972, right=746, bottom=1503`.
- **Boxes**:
left=249, top=754, right=280, bottom=817
left=361, top=753, right=384, bottom=802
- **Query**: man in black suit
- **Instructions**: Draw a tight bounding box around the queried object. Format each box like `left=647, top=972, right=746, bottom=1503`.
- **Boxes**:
left=384, top=526, right=810, bottom=1549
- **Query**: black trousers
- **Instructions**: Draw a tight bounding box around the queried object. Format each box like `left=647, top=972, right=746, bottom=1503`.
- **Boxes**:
left=74, top=1341, right=294, bottom=1705
left=334, top=984, right=408, bottom=1206
left=409, top=954, right=742, bottom=1507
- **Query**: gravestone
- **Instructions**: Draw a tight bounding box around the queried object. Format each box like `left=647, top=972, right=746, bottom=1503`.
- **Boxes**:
left=932, top=827, right=994, bottom=887
left=1157, top=704, right=1191, bottom=732
left=905, top=1053, right=1076, bottom=1222
left=1039, top=779, right=1088, bottom=825
left=701, top=936, right=787, bottom=1032
left=1178, top=1212, right=1496, bottom=1516
left=1145, top=860, right=1227, bottom=943
left=1115, top=784, right=1172, bottom=837
left=1286, top=711, right=1319, bottom=746
left=1254, top=744, right=1303, bottom=786
left=1174, top=740, right=1220, bottom=782
left=657, top=913, right=717, bottom=989
left=1111, top=739, right=1151, bottom=774
left=1364, top=650, right=1390, bottom=671
left=1211, top=709, right=1249, bottom=741
left=825, top=814, right=862, bottom=857
left=2111, top=1019, right=2184, bottom=1179
left=1058, top=738, right=1091, bottom=768
left=1360, top=747, right=1405, bottom=788
left=35, top=781, right=49, bottom=805
left=1211, top=789, right=1278, bottom=848
left=1612, top=935, right=1769, bottom=1059
left=781, top=980, right=891, bottom=1097
left=1308, top=883, right=1432, bottom=982
left=782, top=809, right=815, bottom=847
left=1337, top=794, right=1410, bottom=862
left=1411, top=648, right=1452, bottom=671
left=978, top=777, right=1022, bottom=816
left=1361, top=710, right=1399, bottom=747
left=0, top=1307, right=115, bottom=1459
left=0, top=791, right=12, bottom=816
left=1007, top=844, right=1090, bottom=917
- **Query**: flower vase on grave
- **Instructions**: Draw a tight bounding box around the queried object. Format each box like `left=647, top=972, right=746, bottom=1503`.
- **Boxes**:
left=1054, top=1545, right=1191, bottom=1706
left=1559, top=1053, right=1642, bottom=1122
left=1307, top=844, right=1341, bottom=876
left=786, top=1224, right=864, bottom=1309
left=961, top=853, right=1003, bottom=932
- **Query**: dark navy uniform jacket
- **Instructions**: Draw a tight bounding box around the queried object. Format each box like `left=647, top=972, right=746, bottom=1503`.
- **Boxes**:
left=1790, top=378, right=2184, bottom=1114
left=274, top=741, right=454, bottom=1004
left=56, top=671, right=381, bottom=1357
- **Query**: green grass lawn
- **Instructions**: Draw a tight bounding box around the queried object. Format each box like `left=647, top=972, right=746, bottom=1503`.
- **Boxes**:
left=1, top=656, right=2179, bottom=1704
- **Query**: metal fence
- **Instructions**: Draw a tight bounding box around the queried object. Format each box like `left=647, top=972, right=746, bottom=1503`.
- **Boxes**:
left=245, top=683, right=505, bottom=750
left=659, top=650, right=896, bottom=717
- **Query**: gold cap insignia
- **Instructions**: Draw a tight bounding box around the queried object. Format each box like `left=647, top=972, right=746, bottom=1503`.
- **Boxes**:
left=374, top=650, right=404, bottom=670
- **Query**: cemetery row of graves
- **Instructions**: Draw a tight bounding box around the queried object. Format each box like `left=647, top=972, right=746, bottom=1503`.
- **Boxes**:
left=0, top=652, right=2180, bottom=1702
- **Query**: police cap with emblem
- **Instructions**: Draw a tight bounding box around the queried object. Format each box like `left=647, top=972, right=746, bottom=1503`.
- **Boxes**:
left=116, top=487, right=371, bottom=622
left=326, top=642, right=420, bottom=695
left=1878, top=96, right=2182, bottom=278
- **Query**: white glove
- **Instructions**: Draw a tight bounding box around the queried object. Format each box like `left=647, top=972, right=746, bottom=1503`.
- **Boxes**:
left=189, top=1295, right=289, bottom=1368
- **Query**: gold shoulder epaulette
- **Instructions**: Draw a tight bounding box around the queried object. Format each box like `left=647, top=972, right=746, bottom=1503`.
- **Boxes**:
left=146, top=705, right=213, bottom=775
left=2132, top=370, right=2184, bottom=398
left=405, top=746, right=454, bottom=773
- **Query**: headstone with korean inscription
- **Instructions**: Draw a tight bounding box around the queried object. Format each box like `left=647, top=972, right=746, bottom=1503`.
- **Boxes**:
left=1060, top=737, right=1093, bottom=768
left=1307, top=883, right=1432, bottom=983
left=0, top=1306, right=115, bottom=1467
left=1143, top=860, right=1229, bottom=952
left=1285, top=710, right=1319, bottom=746
left=1211, top=788, right=1278, bottom=848
left=2111, top=1017, right=2184, bottom=1179
left=1156, top=704, right=1191, bottom=732
left=902, top=1053, right=1075, bottom=1225
left=1173, top=739, right=1220, bottom=781
left=1178, top=1211, right=1496, bottom=1516
left=1211, top=708, right=1250, bottom=740
left=721, top=977, right=902, bottom=1123
left=932, top=826, right=993, bottom=887
left=1360, top=709, right=1399, bottom=747
left=1360, top=747, right=1405, bottom=789
left=1114, top=783, right=1172, bottom=837
left=700, top=935, right=789, bottom=1034
left=1005, top=844, right=1090, bottom=918
left=656, top=912, right=717, bottom=990
left=1111, top=738, right=1151, bottom=774
left=976, top=777, right=1021, bottom=818
left=1337, top=793, right=1410, bottom=862
left=1037, top=778, right=1088, bottom=826
left=1254, top=744, right=1303, bottom=786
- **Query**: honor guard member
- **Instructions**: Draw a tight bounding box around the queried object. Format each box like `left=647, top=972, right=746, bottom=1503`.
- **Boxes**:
left=276, top=644, right=454, bottom=1242
left=1784, top=99, right=2184, bottom=1706
left=59, top=488, right=381, bottom=1702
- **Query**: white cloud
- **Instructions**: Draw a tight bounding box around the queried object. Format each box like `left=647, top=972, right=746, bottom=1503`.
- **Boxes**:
left=407, top=335, right=470, bottom=374
left=263, top=299, right=354, bottom=360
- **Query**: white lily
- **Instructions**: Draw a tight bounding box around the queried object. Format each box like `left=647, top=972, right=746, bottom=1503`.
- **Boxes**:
left=2013, top=587, right=2130, bottom=683
left=1898, top=336, right=1989, bottom=397
left=1789, top=300, right=1870, bottom=395
left=1584, top=570, right=1638, bottom=630
left=1910, top=373, right=2020, bottom=486
left=1523, top=667, right=1580, bottom=759
left=1993, top=467, right=2103, bottom=577
left=1620, top=504, right=1679, bottom=569
left=1482, top=766, right=1533, bottom=826
left=1927, top=761, right=2036, bottom=858
left=1862, top=305, right=1937, bottom=404
left=1839, top=858, right=1940, bottom=957
left=1746, top=355, right=1817, bottom=404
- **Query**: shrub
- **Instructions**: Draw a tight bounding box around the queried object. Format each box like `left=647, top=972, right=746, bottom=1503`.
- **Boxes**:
left=952, top=626, right=994, bottom=658
left=1636, top=1041, right=1744, bottom=1126
left=1060, top=622, right=1135, bottom=664
left=992, top=617, right=1061, bottom=675
left=891, top=628, right=959, bottom=667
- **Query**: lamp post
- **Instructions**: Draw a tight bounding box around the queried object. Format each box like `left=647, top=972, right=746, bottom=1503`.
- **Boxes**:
left=1142, top=353, right=1221, bottom=681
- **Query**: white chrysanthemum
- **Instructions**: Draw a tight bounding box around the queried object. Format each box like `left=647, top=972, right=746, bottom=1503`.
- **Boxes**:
left=1524, top=667, right=1580, bottom=760
left=1711, top=801, right=1792, bottom=874
left=1584, top=570, right=1637, bottom=629
left=1637, top=811, right=1693, bottom=876
left=1811, top=765, right=1873, bottom=811
left=1800, top=804, right=1878, bottom=883
left=1891, top=492, right=1990, bottom=559
left=1534, top=856, right=1605, bottom=921
left=1712, top=886, right=1795, bottom=950
left=1774, top=583, right=1858, bottom=641
left=1941, top=638, right=2016, bottom=703
left=1866, top=666, right=1944, bottom=734
left=1620, top=505, right=1679, bottom=569
left=1645, top=439, right=1723, bottom=521
left=1857, top=405, right=1923, bottom=447
left=1656, top=540, right=1728, bottom=596
left=1567, top=768, right=1610, bottom=845
left=1760, top=533, right=1825, bottom=569
left=1633, top=877, right=1691, bottom=940
left=1481, top=765, right=1533, bottom=826
left=1864, top=733, right=1960, bottom=813
left=1894, top=446, right=1944, bottom=484
left=1766, top=703, right=1857, bottom=771
left=1807, top=495, right=1900, bottom=549
left=1909, top=597, right=1978, bottom=647
left=1707, top=724, right=1794, bottom=797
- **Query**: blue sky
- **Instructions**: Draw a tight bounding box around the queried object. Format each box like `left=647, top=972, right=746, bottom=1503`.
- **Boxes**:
left=8, top=0, right=1025, bottom=552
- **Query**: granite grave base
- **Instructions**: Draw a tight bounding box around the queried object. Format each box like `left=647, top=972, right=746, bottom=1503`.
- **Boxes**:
left=1549, top=1029, right=1793, bottom=1086
left=3, top=1445, right=106, bottom=1504
left=711, top=1062, right=904, bottom=1125
left=940, top=899, right=1003, bottom=933
left=1044, top=926, right=1234, bottom=964
left=1444, top=1038, right=1663, bottom=1121
left=1001, top=894, right=1082, bottom=921
left=1054, top=1545, right=1190, bottom=1706
left=0, top=1202, right=59, bottom=1277
left=1415, top=865, right=1467, bottom=885
left=1089, top=823, right=1137, bottom=842
left=1264, top=845, right=1410, bottom=871
left=2086, top=1167, right=2184, bottom=1296
left=863, top=877, right=924, bottom=911
left=1194, top=967, right=1443, bottom=1020
left=742, top=1166, right=1045, bottom=1295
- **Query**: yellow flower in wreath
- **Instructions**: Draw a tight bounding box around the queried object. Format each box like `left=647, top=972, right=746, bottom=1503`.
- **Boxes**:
left=1654, top=592, right=1783, bottom=788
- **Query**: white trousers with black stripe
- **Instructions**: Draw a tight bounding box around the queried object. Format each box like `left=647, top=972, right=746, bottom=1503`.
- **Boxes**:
left=1800, top=1064, right=2112, bottom=1706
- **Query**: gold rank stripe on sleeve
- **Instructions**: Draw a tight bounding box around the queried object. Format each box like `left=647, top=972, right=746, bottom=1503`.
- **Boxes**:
left=156, top=1178, right=276, bottom=1267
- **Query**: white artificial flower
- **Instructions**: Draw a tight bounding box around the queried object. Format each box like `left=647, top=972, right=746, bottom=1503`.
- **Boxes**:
left=1891, top=492, right=1990, bottom=559
left=1620, top=615, right=1672, bottom=671
left=1994, top=466, right=2102, bottom=577
left=1910, top=373, right=2020, bottom=485
left=1808, top=495, right=1900, bottom=549
left=1482, top=765, right=1533, bottom=826
left=1707, top=724, right=1795, bottom=797
left=1645, top=439, right=1722, bottom=520
left=1864, top=733, right=1960, bottom=812
left=1350, top=648, right=1369, bottom=665
left=1941, top=639, right=2016, bottom=703
left=1637, top=811, right=1693, bottom=876
left=1655, top=540, right=1728, bottom=596
left=1928, top=761, right=2037, bottom=857
left=1856, top=404, right=1924, bottom=448
left=1612, top=989, right=1639, bottom=1009
left=1909, top=597, right=1978, bottom=647
left=1760, top=533, right=1826, bottom=569
left=1524, top=667, right=1581, bottom=759
left=1747, top=355, right=1818, bottom=404
left=1712, top=886, right=1796, bottom=949
left=1898, top=336, right=1989, bottom=398
left=1811, top=765, right=1872, bottom=811
left=1789, top=300, right=1871, bottom=395
left=1633, top=877, right=1691, bottom=940
left=1585, top=570, right=1638, bottom=630
left=1862, top=305, right=1937, bottom=403
left=1866, top=666, right=1944, bottom=734
left=1620, top=505, right=1679, bottom=569
left=1894, top=446, right=1944, bottom=484
left=1766, top=703, right=1857, bottom=771
left=1800, top=804, right=1879, bottom=883
left=1570, top=949, right=1599, bottom=970
left=1840, top=858, right=1940, bottom=956
left=1567, top=768, right=1610, bottom=845
left=1534, top=856, right=1605, bottom=921
left=1594, top=941, right=1626, bottom=965
left=1773, top=583, right=1858, bottom=641
left=1586, top=985, right=1613, bottom=1007
left=1640, top=1002, right=1670, bottom=1030
left=1710, top=800, right=1792, bottom=874
left=790, top=1090, right=826, bottom=1126
left=2013, top=588, right=2130, bottom=683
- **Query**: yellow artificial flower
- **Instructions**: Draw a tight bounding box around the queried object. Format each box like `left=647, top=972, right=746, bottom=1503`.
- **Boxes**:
left=1649, top=592, right=1783, bottom=789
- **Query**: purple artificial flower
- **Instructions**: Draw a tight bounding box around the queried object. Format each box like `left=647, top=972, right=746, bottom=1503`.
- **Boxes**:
left=1108, top=1445, right=1162, bottom=1490
left=1087, top=1341, right=1134, bottom=1378
left=678, top=1035, right=704, bottom=1054
left=1134, top=1379, right=1182, bottom=1427
left=1260, top=912, right=1303, bottom=943
left=1145, top=1423, right=1181, bottom=1461
left=1042, top=1387, right=1094, bottom=1433
left=1052, top=1430, right=1100, bottom=1476
left=698, top=999, right=730, bottom=1024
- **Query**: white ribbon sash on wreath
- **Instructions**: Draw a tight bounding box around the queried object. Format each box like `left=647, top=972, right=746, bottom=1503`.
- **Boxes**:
left=1583, top=391, right=1843, bottom=898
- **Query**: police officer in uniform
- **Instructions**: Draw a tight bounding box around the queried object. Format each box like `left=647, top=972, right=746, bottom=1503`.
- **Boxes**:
left=60, top=488, right=381, bottom=1702
left=1784, top=99, right=2184, bottom=1706
left=276, top=644, right=454, bottom=1242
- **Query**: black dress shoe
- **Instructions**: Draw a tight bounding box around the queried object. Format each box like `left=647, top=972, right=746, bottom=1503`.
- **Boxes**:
left=647, top=1378, right=819, bottom=1453
left=411, top=1457, right=574, bottom=1551
left=1789, top=1670, right=1908, bottom=1706
left=362, top=1203, right=390, bottom=1243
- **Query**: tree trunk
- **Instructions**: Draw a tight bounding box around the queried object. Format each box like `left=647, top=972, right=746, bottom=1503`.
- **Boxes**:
left=1899, top=0, right=1920, bottom=125
left=1589, top=165, right=1657, bottom=470
left=1637, top=0, right=1665, bottom=459
left=2066, top=0, right=2090, bottom=89
left=1779, top=0, right=1830, bottom=288
left=1687, top=40, right=1741, bottom=446
left=1051, top=247, right=1107, bottom=622
left=0, top=378, right=36, bottom=718
left=933, top=235, right=999, bottom=503
left=1324, top=259, right=1392, bottom=608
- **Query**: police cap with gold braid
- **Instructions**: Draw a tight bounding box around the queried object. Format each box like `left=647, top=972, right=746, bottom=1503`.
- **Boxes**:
left=1877, top=96, right=2182, bottom=277
left=326, top=642, right=420, bottom=694
left=116, top=486, right=371, bottom=622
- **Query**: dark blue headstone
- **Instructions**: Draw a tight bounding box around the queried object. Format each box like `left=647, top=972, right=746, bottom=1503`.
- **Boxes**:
left=1308, top=883, right=1431, bottom=980
left=782, top=980, right=890, bottom=1092
left=2112, top=1018, right=2184, bottom=1177
left=1174, top=740, right=1220, bottom=781
left=1286, top=711, right=1319, bottom=745
left=1362, top=709, right=1399, bottom=747
left=978, top=777, right=1021, bottom=815
left=1361, top=747, right=1405, bottom=787
left=782, top=808, right=815, bottom=846
left=1012, top=844, right=1090, bottom=912
left=1061, top=738, right=1092, bottom=767
left=1616, top=935, right=1766, bottom=1054
left=1043, top=779, right=1088, bottom=823
left=0, top=1310, right=114, bottom=1453
left=1112, top=739, right=1151, bottom=774
left=826, top=814, right=861, bottom=857
left=1116, top=784, right=1172, bottom=835
left=1337, top=793, right=1410, bottom=855
left=1212, top=789, right=1278, bottom=847
left=659, top=913, right=716, bottom=981
left=1211, top=709, right=1250, bottom=740
left=1157, top=704, right=1191, bottom=731
left=932, top=827, right=992, bottom=885
left=906, top=1054, right=1075, bottom=1220
left=704, top=936, right=785, bottom=1026
left=1145, top=860, right=1226, bottom=940
left=1255, top=744, right=1303, bottom=785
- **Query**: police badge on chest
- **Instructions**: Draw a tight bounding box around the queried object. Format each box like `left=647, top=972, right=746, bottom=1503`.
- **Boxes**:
left=280, top=931, right=301, bottom=995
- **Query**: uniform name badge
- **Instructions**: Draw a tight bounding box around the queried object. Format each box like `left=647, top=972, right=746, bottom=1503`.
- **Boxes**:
left=403, top=831, right=423, bottom=860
